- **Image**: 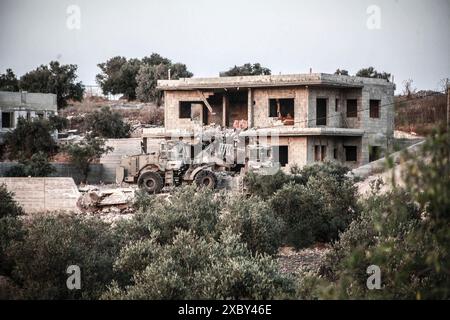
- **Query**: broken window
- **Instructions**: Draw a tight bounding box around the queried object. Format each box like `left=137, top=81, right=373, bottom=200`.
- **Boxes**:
left=179, top=101, right=205, bottom=120
left=268, top=98, right=294, bottom=125
left=1, top=112, right=14, bottom=128
left=346, top=99, right=357, bottom=118
left=316, top=98, right=327, bottom=125
left=370, top=99, right=380, bottom=118
left=314, top=145, right=327, bottom=161
left=272, top=145, right=289, bottom=167
left=369, top=146, right=381, bottom=162
left=344, top=146, right=357, bottom=162
left=179, top=101, right=193, bottom=119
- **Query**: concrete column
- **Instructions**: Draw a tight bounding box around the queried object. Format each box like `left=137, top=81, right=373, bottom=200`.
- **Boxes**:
left=222, top=94, right=228, bottom=127
left=247, top=88, right=253, bottom=128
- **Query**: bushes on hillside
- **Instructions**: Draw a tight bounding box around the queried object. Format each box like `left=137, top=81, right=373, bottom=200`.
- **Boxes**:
left=218, top=195, right=284, bottom=255
left=4, top=117, right=57, bottom=159
left=103, top=229, right=295, bottom=300
left=0, top=184, right=24, bottom=219
left=5, top=152, right=55, bottom=177
left=314, top=130, right=450, bottom=299
left=3, top=215, right=122, bottom=299
left=130, top=186, right=283, bottom=255
left=83, top=107, right=131, bottom=138
left=264, top=163, right=357, bottom=249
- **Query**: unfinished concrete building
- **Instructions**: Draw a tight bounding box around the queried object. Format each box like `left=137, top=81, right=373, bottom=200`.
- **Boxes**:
left=155, top=73, right=395, bottom=170
left=0, top=91, right=57, bottom=142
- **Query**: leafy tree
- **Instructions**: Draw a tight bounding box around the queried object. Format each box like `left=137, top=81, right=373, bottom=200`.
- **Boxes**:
left=131, top=186, right=221, bottom=244
left=19, top=61, right=84, bottom=108
left=0, top=68, right=20, bottom=91
left=83, top=106, right=130, bottom=138
left=97, top=53, right=193, bottom=102
left=102, top=229, right=295, bottom=299
left=4, top=214, right=122, bottom=299
left=96, top=56, right=128, bottom=98
left=136, top=59, right=192, bottom=104
left=334, top=69, right=349, bottom=76
left=5, top=152, right=55, bottom=177
left=318, top=130, right=450, bottom=299
left=4, top=117, right=57, bottom=159
left=0, top=184, right=24, bottom=219
left=218, top=195, right=284, bottom=255
left=244, top=170, right=294, bottom=200
left=48, top=114, right=68, bottom=131
left=220, top=63, right=271, bottom=77
left=355, top=67, right=391, bottom=81
left=63, top=134, right=113, bottom=183
left=141, top=53, right=171, bottom=66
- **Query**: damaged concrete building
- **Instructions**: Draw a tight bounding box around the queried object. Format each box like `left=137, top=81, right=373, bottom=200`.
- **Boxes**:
left=0, top=91, right=57, bottom=142
left=152, top=73, right=395, bottom=170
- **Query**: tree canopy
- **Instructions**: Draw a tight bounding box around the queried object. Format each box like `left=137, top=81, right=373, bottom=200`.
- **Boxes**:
left=355, top=66, right=391, bottom=81
left=220, top=63, right=271, bottom=77
left=19, top=61, right=84, bottom=108
left=96, top=53, right=193, bottom=102
left=4, top=117, right=57, bottom=160
left=0, top=69, right=20, bottom=91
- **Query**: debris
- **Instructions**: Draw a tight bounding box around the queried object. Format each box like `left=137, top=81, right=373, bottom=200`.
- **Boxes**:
left=77, top=184, right=137, bottom=214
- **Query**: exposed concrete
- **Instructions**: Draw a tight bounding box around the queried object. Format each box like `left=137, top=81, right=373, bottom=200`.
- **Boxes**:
left=0, top=177, right=80, bottom=213
left=157, top=73, right=392, bottom=90
left=0, top=91, right=58, bottom=140
left=155, top=73, right=394, bottom=169
left=100, top=138, right=142, bottom=183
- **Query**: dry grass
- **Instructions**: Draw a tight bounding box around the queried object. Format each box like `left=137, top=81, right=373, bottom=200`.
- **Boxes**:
left=395, top=92, right=447, bottom=135
left=60, top=97, right=164, bottom=131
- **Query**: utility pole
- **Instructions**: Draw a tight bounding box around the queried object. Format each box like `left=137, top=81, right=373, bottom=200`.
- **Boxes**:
left=447, top=78, right=450, bottom=132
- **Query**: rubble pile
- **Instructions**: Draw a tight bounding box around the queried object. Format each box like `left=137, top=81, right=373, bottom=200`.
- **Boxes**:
left=77, top=185, right=137, bottom=215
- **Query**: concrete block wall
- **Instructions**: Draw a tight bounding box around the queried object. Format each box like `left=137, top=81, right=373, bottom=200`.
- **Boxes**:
left=100, top=138, right=142, bottom=183
left=0, top=177, right=80, bottom=213
left=164, top=90, right=214, bottom=131
left=0, top=162, right=103, bottom=184
left=252, top=87, right=308, bottom=128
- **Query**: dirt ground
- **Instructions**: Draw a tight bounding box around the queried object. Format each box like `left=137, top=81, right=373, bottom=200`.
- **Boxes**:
left=277, top=245, right=330, bottom=274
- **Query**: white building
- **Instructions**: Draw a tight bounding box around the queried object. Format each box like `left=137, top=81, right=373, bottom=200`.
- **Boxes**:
left=0, top=91, right=58, bottom=141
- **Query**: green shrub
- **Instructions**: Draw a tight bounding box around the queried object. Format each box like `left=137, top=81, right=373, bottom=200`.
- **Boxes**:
left=102, top=229, right=295, bottom=299
left=83, top=107, right=131, bottom=138
left=5, top=152, right=55, bottom=177
left=319, top=130, right=450, bottom=299
left=0, top=217, right=24, bottom=276
left=270, top=182, right=320, bottom=248
left=218, top=195, right=284, bottom=255
left=0, top=184, right=24, bottom=218
left=63, top=134, right=113, bottom=183
left=4, top=117, right=57, bottom=159
left=244, top=170, right=293, bottom=199
left=48, top=115, right=68, bottom=131
left=5, top=214, right=122, bottom=299
left=269, top=168, right=358, bottom=249
left=131, top=186, right=221, bottom=244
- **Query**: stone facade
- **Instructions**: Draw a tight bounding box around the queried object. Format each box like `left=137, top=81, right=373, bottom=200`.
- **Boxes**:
left=156, top=73, right=395, bottom=169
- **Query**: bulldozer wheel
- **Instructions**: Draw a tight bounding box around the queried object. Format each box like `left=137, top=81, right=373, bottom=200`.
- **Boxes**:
left=138, top=172, right=163, bottom=194
left=194, top=170, right=217, bottom=189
